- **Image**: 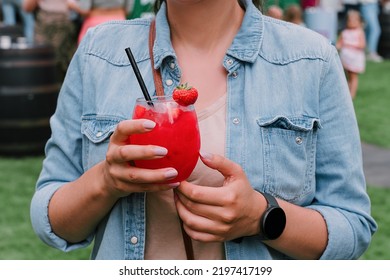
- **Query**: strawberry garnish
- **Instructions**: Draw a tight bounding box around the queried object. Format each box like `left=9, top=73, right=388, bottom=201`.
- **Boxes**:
left=172, top=83, right=198, bottom=106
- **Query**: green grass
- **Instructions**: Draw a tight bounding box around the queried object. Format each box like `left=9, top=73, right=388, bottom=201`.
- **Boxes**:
left=0, top=155, right=387, bottom=259
left=360, top=187, right=390, bottom=260
left=0, top=60, right=389, bottom=260
left=0, top=157, right=92, bottom=260
left=353, top=61, right=390, bottom=148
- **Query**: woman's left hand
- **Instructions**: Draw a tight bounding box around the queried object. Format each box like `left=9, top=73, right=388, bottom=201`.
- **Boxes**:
left=174, top=152, right=266, bottom=242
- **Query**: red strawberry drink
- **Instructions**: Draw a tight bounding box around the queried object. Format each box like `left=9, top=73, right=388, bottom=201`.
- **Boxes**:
left=130, top=92, right=200, bottom=183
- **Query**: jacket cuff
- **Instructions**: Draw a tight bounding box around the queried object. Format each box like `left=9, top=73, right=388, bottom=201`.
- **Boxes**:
left=30, top=183, right=93, bottom=252
left=307, top=205, right=355, bottom=259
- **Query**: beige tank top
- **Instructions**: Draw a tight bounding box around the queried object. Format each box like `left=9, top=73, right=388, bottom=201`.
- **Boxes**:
left=145, top=94, right=226, bottom=260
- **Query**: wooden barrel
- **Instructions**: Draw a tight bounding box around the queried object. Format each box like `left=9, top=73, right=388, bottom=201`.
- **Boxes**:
left=0, top=24, right=23, bottom=39
left=0, top=43, right=61, bottom=156
left=378, top=12, right=390, bottom=58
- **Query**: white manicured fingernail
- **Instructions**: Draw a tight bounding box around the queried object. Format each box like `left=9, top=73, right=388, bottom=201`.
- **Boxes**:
left=164, top=169, right=178, bottom=179
left=143, top=120, right=156, bottom=130
left=153, top=147, right=168, bottom=156
left=169, top=182, right=180, bottom=188
left=200, top=151, right=213, bottom=160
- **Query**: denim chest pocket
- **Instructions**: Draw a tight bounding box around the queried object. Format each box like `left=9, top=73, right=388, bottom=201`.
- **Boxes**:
left=257, top=115, right=321, bottom=204
left=81, top=115, right=125, bottom=170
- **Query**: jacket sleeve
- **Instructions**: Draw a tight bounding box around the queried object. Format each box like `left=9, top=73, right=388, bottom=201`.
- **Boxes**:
left=30, top=31, right=94, bottom=252
left=308, top=46, right=377, bottom=259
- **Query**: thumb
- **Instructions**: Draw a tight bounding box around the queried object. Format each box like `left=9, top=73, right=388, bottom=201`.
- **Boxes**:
left=200, top=151, right=243, bottom=178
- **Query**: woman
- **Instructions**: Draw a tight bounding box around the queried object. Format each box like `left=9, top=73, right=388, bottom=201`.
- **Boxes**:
left=336, top=10, right=366, bottom=99
left=22, top=0, right=77, bottom=79
left=360, top=0, right=383, bottom=62
left=1, top=0, right=35, bottom=43
left=284, top=4, right=306, bottom=26
left=67, top=0, right=132, bottom=44
left=30, top=0, right=377, bottom=260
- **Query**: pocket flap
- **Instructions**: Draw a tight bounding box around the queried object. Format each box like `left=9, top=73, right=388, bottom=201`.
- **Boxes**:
left=81, top=115, right=124, bottom=144
left=257, top=115, right=321, bottom=131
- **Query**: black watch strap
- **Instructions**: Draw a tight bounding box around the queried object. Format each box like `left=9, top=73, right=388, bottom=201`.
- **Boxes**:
left=259, top=192, right=286, bottom=240
left=231, top=192, right=286, bottom=243
left=262, top=192, right=279, bottom=208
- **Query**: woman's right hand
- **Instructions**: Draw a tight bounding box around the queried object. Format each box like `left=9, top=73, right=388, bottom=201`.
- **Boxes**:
left=102, top=119, right=179, bottom=198
left=47, top=119, right=178, bottom=243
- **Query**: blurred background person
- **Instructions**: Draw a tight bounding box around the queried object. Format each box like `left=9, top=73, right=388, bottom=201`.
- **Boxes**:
left=266, top=4, right=283, bottom=19
left=360, top=0, right=384, bottom=62
left=383, top=0, right=390, bottom=13
left=67, top=0, right=132, bottom=44
left=67, top=0, right=83, bottom=38
left=284, top=4, right=306, bottom=26
left=301, top=0, right=339, bottom=44
left=23, top=0, right=77, bottom=79
left=336, top=10, right=366, bottom=99
left=126, top=0, right=155, bottom=19
left=321, top=0, right=344, bottom=11
left=1, top=0, right=34, bottom=43
left=301, top=0, right=317, bottom=10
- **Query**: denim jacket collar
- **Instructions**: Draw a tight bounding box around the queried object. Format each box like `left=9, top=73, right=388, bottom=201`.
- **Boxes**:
left=153, top=0, right=263, bottom=69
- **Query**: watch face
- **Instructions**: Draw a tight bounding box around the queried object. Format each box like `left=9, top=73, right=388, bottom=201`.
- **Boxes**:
left=263, top=207, right=286, bottom=240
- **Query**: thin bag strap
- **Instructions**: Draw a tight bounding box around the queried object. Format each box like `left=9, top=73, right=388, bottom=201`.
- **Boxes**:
left=148, top=19, right=195, bottom=260
left=148, top=20, right=164, bottom=97
left=179, top=219, right=194, bottom=260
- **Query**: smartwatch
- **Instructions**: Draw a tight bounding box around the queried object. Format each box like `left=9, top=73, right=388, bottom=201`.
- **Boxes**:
left=259, top=192, right=286, bottom=240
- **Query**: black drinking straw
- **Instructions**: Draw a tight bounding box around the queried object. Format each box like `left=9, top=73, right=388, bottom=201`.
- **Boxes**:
left=125, top=47, right=153, bottom=105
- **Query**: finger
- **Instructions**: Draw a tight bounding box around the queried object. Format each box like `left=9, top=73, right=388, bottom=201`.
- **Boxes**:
left=111, top=119, right=156, bottom=144
left=182, top=219, right=225, bottom=242
left=175, top=184, right=226, bottom=213
left=176, top=195, right=216, bottom=230
left=176, top=197, right=226, bottom=242
left=116, top=180, right=180, bottom=195
left=111, top=164, right=179, bottom=184
left=199, top=151, right=243, bottom=178
left=176, top=186, right=242, bottom=226
left=184, top=230, right=219, bottom=242
left=107, top=144, right=168, bottom=163
left=176, top=181, right=226, bottom=207
left=127, top=181, right=180, bottom=193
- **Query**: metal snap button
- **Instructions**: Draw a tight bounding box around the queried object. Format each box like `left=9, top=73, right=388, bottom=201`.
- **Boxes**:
left=233, top=118, right=240, bottom=125
left=295, top=136, right=303, bottom=145
left=130, top=236, right=138, bottom=244
left=96, top=131, right=103, bottom=138
left=165, top=79, right=173, bottom=86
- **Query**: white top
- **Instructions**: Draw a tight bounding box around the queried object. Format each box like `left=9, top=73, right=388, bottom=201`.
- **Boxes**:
left=145, top=94, right=227, bottom=260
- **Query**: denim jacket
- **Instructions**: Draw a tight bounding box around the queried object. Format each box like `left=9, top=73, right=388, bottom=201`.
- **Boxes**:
left=30, top=0, right=377, bottom=259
